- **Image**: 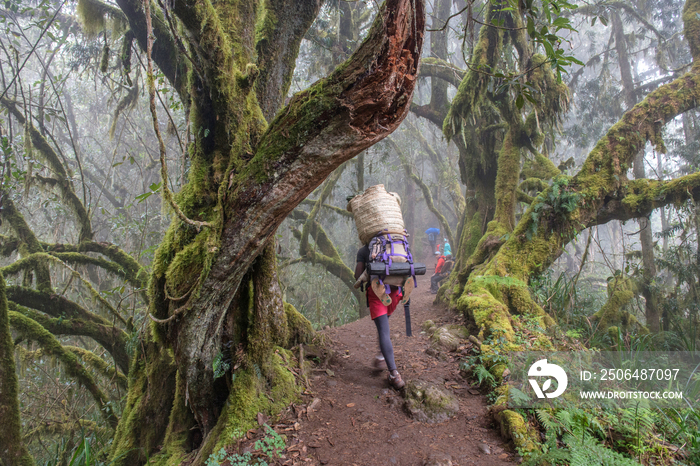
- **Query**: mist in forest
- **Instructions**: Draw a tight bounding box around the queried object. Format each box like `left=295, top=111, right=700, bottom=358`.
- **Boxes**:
left=1, top=0, right=699, bottom=464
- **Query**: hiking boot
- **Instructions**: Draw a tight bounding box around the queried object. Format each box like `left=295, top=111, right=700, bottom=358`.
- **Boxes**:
left=388, top=371, right=405, bottom=390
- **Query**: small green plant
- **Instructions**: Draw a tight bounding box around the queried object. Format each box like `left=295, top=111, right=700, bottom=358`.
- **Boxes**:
left=254, top=424, right=285, bottom=459
left=225, top=451, right=256, bottom=466
left=213, top=351, right=231, bottom=380
left=205, top=448, right=228, bottom=466
left=213, top=342, right=234, bottom=380
left=664, top=406, right=700, bottom=464
left=204, top=424, right=285, bottom=466
left=460, top=355, right=498, bottom=388
left=527, top=176, right=581, bottom=240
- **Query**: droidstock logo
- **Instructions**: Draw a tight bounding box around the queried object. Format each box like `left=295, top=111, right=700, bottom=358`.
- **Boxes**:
left=528, top=359, right=568, bottom=398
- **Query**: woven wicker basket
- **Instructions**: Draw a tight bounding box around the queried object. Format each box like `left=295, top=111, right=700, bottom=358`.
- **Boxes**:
left=347, top=184, right=405, bottom=244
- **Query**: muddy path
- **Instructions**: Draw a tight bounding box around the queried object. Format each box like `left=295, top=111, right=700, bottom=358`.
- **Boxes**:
left=272, top=269, right=518, bottom=466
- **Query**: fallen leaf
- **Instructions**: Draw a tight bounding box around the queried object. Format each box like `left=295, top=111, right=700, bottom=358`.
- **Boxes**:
left=308, top=398, right=321, bottom=412
left=325, top=369, right=335, bottom=377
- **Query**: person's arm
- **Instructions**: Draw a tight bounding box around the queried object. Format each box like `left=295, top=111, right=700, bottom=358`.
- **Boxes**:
left=354, top=261, right=365, bottom=280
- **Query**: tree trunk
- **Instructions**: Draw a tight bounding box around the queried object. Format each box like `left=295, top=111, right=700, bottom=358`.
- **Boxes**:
left=613, top=10, right=659, bottom=332
left=0, top=273, right=35, bottom=466
left=445, top=28, right=700, bottom=445
left=109, top=1, right=425, bottom=463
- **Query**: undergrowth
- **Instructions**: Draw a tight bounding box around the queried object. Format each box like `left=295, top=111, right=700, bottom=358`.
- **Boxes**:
left=457, top=270, right=700, bottom=465
left=205, top=424, right=285, bottom=466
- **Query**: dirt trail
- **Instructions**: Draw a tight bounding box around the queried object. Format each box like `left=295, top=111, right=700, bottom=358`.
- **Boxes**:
left=277, top=271, right=517, bottom=466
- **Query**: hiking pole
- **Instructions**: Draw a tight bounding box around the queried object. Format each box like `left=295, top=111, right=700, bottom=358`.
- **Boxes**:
left=404, top=299, right=412, bottom=336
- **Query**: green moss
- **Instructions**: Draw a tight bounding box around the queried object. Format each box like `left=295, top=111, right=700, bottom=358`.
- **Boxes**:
left=255, top=0, right=278, bottom=45
left=8, top=311, right=118, bottom=428
left=65, top=345, right=128, bottom=389
left=77, top=0, right=106, bottom=35
left=109, top=82, right=139, bottom=140
left=489, top=385, right=539, bottom=453
left=0, top=197, right=51, bottom=291
left=683, top=0, right=700, bottom=60
left=443, top=0, right=506, bottom=140
left=284, top=302, right=314, bottom=348
left=22, top=123, right=93, bottom=242
left=461, top=212, right=483, bottom=260
left=497, top=409, right=539, bottom=453
left=196, top=350, right=301, bottom=464
left=521, top=153, right=560, bottom=180
left=526, top=54, right=570, bottom=127
left=164, top=232, right=208, bottom=298
left=519, top=178, right=550, bottom=193
left=146, top=372, right=196, bottom=466
left=591, top=276, right=648, bottom=335
left=248, top=245, right=289, bottom=366
left=457, top=284, right=514, bottom=341
left=504, top=285, right=552, bottom=326
left=0, top=273, right=35, bottom=466
left=403, top=380, right=460, bottom=423
left=493, top=130, right=522, bottom=229
left=76, top=0, right=126, bottom=36
left=109, top=335, right=177, bottom=466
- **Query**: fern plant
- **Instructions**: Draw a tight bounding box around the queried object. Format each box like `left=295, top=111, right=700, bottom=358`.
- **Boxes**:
left=527, top=176, right=581, bottom=240
left=524, top=406, right=642, bottom=466
left=615, top=403, right=655, bottom=461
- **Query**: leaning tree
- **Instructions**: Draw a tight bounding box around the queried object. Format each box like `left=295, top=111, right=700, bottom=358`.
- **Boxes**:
left=1, top=0, right=425, bottom=464
left=108, top=0, right=425, bottom=463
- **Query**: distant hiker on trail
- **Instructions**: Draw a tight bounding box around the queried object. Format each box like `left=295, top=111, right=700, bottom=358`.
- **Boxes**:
left=355, top=245, right=406, bottom=390
left=425, top=227, right=440, bottom=256
left=443, top=238, right=452, bottom=257
left=431, top=253, right=453, bottom=294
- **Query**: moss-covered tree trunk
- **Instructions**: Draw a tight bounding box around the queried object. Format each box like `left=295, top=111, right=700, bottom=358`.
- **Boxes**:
left=441, top=0, right=700, bottom=450
left=107, top=0, right=424, bottom=464
left=0, top=272, right=35, bottom=466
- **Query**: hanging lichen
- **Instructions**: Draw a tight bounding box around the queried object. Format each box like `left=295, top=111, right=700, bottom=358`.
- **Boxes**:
left=109, top=80, right=139, bottom=140
left=76, top=0, right=128, bottom=37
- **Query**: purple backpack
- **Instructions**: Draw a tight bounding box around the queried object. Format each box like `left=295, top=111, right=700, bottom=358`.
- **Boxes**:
left=367, top=230, right=417, bottom=295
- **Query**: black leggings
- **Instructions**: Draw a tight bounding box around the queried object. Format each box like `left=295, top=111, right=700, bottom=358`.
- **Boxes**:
left=373, top=314, right=396, bottom=372
left=431, top=273, right=447, bottom=292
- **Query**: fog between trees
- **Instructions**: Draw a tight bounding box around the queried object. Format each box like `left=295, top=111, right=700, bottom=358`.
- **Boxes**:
left=1, top=0, right=700, bottom=464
